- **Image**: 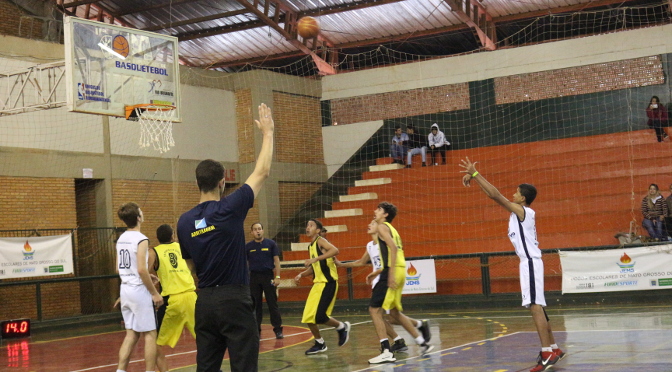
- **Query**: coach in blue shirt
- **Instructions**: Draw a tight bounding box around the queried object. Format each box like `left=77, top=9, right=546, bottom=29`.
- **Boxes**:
left=246, top=222, right=283, bottom=339
left=177, top=104, right=274, bottom=372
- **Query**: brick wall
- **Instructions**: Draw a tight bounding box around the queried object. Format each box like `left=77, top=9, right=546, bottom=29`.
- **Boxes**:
left=40, top=281, right=82, bottom=320
left=274, top=92, right=324, bottom=164
left=278, top=182, right=323, bottom=223
left=236, top=89, right=255, bottom=164
left=494, top=56, right=665, bottom=104
left=0, top=0, right=43, bottom=39
left=111, top=179, right=200, bottom=240
left=330, top=83, right=470, bottom=125
left=0, top=177, right=77, bottom=230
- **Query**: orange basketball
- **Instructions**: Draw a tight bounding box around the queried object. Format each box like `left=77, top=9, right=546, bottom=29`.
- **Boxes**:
left=297, top=16, right=320, bottom=39
left=112, top=35, right=129, bottom=58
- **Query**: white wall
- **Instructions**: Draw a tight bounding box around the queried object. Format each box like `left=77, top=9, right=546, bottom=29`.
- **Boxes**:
left=322, top=120, right=383, bottom=177
left=322, top=24, right=672, bottom=100
left=110, top=85, right=238, bottom=161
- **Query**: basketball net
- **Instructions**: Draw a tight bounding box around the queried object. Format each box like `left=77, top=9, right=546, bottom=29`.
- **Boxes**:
left=126, top=104, right=176, bottom=153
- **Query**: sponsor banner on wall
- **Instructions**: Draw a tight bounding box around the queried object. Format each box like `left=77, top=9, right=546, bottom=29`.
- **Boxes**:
left=0, top=234, right=74, bottom=279
left=403, top=259, right=437, bottom=294
left=560, top=245, right=672, bottom=294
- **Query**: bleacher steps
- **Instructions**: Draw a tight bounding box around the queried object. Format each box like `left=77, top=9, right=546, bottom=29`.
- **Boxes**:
left=323, top=225, right=348, bottom=233
left=355, top=178, right=391, bottom=187
left=370, top=164, right=403, bottom=172
left=324, top=208, right=363, bottom=218
left=340, top=192, right=378, bottom=202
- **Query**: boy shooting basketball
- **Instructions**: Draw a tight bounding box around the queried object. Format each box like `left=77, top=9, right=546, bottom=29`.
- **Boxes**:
left=294, top=219, right=351, bottom=355
left=460, top=157, right=565, bottom=372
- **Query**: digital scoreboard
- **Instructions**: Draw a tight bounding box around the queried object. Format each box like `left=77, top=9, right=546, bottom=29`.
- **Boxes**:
left=1, top=319, right=31, bottom=339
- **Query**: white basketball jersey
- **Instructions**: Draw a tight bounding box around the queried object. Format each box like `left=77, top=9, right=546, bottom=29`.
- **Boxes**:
left=508, top=206, right=541, bottom=260
left=116, top=230, right=149, bottom=286
left=366, top=240, right=383, bottom=288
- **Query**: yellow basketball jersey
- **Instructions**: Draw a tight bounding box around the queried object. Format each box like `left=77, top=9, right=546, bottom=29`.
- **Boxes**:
left=308, top=236, right=338, bottom=283
left=377, top=222, right=406, bottom=268
left=153, top=242, right=196, bottom=296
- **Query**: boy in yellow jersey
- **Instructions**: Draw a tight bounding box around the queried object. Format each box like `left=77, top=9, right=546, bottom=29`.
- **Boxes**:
left=368, top=202, right=433, bottom=364
left=335, top=219, right=430, bottom=356
left=293, top=219, right=351, bottom=355
left=148, top=224, right=197, bottom=372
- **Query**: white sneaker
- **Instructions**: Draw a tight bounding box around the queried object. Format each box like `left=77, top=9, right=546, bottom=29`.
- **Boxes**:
left=368, top=350, right=396, bottom=364
left=420, top=343, right=434, bottom=356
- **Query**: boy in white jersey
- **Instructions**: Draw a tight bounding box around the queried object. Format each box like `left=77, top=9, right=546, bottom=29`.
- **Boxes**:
left=115, top=202, right=164, bottom=372
left=335, top=219, right=430, bottom=355
left=460, top=157, right=565, bottom=372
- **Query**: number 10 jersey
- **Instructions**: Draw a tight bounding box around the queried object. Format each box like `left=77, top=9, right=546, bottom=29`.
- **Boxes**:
left=116, top=230, right=149, bottom=286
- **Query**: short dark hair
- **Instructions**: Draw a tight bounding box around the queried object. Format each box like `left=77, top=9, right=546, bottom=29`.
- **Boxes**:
left=308, top=218, right=323, bottom=232
left=650, top=183, right=659, bottom=191
left=518, top=184, right=537, bottom=205
left=394, top=126, right=401, bottom=131
left=156, top=224, right=173, bottom=244
left=406, top=125, right=415, bottom=132
left=250, top=222, right=263, bottom=230
left=195, top=159, right=225, bottom=193
left=117, top=202, right=141, bottom=228
left=377, top=201, right=397, bottom=223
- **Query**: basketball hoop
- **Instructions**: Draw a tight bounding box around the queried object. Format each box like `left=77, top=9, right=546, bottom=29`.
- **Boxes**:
left=125, top=104, right=176, bottom=153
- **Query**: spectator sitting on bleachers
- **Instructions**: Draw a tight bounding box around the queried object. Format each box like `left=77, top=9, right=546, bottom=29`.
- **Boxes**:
left=665, top=184, right=672, bottom=240
left=641, top=183, right=668, bottom=241
left=390, top=126, right=409, bottom=165
left=405, top=125, right=427, bottom=168
left=428, top=123, right=450, bottom=166
left=646, top=96, right=668, bottom=142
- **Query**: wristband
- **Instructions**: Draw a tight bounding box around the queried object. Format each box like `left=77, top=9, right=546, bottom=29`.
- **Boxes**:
left=276, top=276, right=281, bottom=279
left=472, top=171, right=479, bottom=178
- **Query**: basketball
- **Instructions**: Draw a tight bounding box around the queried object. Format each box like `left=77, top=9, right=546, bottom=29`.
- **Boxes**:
left=297, top=16, right=320, bottom=39
left=112, top=35, right=129, bottom=58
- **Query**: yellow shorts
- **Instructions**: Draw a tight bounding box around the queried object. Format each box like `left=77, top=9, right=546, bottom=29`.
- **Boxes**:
left=301, top=281, right=338, bottom=324
left=381, top=267, right=405, bottom=312
left=156, top=291, right=197, bottom=347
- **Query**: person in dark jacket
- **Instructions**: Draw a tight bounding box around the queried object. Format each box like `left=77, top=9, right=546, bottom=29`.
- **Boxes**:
left=405, top=125, right=427, bottom=168
left=646, top=96, right=668, bottom=142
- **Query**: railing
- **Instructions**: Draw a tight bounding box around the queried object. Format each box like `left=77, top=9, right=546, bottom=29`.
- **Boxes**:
left=0, top=242, right=658, bottom=323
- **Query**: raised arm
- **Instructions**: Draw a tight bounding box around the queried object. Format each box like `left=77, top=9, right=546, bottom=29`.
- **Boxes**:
left=460, top=157, right=524, bottom=220
left=245, top=103, right=275, bottom=198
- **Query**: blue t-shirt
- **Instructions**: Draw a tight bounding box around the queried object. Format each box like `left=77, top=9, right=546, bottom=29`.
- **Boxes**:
left=177, top=184, right=254, bottom=288
left=246, top=238, right=279, bottom=272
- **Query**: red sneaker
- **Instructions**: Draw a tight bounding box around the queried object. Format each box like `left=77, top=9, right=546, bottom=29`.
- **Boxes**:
left=553, top=348, right=566, bottom=360
left=530, top=351, right=559, bottom=372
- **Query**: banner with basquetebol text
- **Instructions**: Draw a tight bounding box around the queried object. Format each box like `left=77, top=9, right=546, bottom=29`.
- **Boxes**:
left=402, top=259, right=437, bottom=294
left=560, top=245, right=672, bottom=294
left=0, top=234, right=74, bottom=279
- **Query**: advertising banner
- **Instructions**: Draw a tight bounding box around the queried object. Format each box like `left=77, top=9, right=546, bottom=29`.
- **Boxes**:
left=402, top=259, right=437, bottom=294
left=560, top=245, right=672, bottom=294
left=0, top=234, right=74, bottom=279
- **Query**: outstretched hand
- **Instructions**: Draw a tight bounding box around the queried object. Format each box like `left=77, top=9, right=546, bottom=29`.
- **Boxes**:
left=254, top=103, right=275, bottom=136
left=459, top=157, right=478, bottom=187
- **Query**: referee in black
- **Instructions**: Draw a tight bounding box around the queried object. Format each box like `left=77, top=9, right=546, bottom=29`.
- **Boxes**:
left=246, top=222, right=284, bottom=339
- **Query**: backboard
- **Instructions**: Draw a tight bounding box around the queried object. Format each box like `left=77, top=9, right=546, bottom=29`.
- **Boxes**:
left=64, top=16, right=181, bottom=121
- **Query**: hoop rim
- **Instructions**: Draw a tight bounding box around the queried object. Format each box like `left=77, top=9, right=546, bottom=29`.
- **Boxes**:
left=125, top=103, right=176, bottom=120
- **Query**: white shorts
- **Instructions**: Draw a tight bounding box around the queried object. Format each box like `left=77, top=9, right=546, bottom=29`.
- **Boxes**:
left=519, top=257, right=546, bottom=308
left=120, top=284, right=156, bottom=332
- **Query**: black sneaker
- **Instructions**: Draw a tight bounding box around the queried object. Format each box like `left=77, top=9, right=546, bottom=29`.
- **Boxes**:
left=418, top=319, right=431, bottom=343
left=275, top=330, right=284, bottom=339
left=305, top=340, right=327, bottom=355
left=337, top=321, right=351, bottom=346
left=419, top=343, right=434, bottom=356
left=390, top=339, right=408, bottom=352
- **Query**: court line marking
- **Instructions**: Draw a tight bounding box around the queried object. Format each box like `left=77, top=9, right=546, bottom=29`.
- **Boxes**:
left=352, top=332, right=523, bottom=372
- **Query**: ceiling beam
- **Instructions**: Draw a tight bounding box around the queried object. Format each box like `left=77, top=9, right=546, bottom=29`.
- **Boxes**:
left=60, top=0, right=101, bottom=8
left=116, top=0, right=197, bottom=17
left=233, top=0, right=335, bottom=75
left=142, top=9, right=248, bottom=31
left=173, top=0, right=405, bottom=42
left=495, top=0, right=643, bottom=23
left=444, top=0, right=496, bottom=50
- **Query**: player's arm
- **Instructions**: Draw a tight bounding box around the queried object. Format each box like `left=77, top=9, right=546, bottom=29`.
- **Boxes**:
left=460, top=157, right=524, bottom=220
left=377, top=223, right=399, bottom=290
left=245, top=103, right=275, bottom=198
left=304, top=238, right=339, bottom=267
left=136, top=240, right=163, bottom=307
left=294, top=265, right=314, bottom=283
left=366, top=268, right=383, bottom=285
left=147, top=247, right=160, bottom=288
left=336, top=251, right=370, bottom=268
